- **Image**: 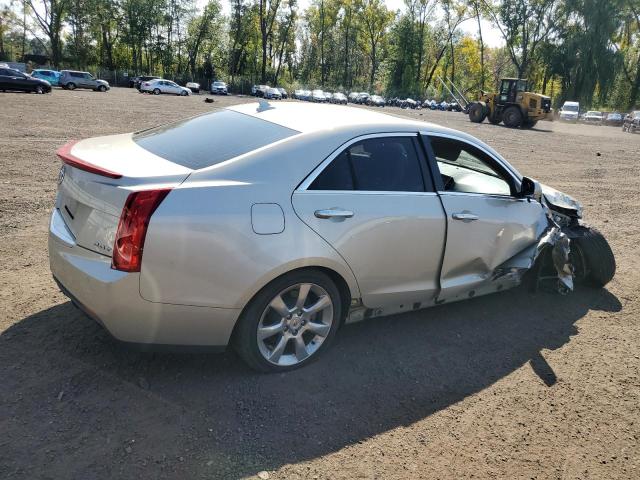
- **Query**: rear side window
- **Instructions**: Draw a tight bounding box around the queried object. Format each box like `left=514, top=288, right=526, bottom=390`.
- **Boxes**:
left=310, top=136, right=425, bottom=192
left=133, top=110, right=298, bottom=169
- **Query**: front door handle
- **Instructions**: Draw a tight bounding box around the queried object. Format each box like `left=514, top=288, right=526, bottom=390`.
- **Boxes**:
left=314, top=208, right=354, bottom=219
left=452, top=212, right=479, bottom=221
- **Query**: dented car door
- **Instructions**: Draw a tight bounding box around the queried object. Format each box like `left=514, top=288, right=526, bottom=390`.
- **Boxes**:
left=423, top=133, right=547, bottom=302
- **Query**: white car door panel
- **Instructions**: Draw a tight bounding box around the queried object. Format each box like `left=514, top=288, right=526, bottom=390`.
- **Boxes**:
left=293, top=191, right=446, bottom=308
left=292, top=134, right=447, bottom=309
left=424, top=133, right=548, bottom=302
left=437, top=193, right=547, bottom=301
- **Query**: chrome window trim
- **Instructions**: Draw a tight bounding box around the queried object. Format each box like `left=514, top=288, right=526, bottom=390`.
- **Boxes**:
left=420, top=130, right=522, bottom=188
left=294, top=190, right=438, bottom=197
left=437, top=191, right=531, bottom=203
left=296, top=132, right=422, bottom=193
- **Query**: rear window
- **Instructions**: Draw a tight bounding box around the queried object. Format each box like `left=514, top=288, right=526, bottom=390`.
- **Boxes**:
left=133, top=110, right=299, bottom=169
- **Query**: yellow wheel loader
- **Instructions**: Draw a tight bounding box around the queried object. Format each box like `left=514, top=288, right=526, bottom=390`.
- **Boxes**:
left=468, top=78, right=552, bottom=128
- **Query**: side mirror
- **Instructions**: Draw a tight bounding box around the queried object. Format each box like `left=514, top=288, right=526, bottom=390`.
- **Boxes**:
left=518, top=176, right=542, bottom=201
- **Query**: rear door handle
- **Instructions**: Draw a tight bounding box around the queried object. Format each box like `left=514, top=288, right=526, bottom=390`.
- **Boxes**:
left=314, top=208, right=354, bottom=219
left=452, top=212, right=479, bottom=221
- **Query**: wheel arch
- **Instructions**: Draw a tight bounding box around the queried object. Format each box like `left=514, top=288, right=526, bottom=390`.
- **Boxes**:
left=232, top=264, right=357, bottom=335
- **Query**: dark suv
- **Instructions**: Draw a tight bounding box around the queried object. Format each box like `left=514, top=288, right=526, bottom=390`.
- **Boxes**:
left=622, top=111, right=640, bottom=133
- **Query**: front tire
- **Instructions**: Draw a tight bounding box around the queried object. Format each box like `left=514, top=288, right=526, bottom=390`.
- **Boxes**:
left=35, top=85, right=44, bottom=94
left=233, top=270, right=343, bottom=372
left=66, top=83, right=76, bottom=90
left=98, top=85, right=107, bottom=92
left=503, top=106, right=523, bottom=128
left=468, top=103, right=487, bottom=123
left=571, top=226, right=616, bottom=287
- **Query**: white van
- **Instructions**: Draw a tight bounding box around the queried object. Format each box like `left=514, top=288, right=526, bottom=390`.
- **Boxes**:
left=559, top=101, right=580, bottom=122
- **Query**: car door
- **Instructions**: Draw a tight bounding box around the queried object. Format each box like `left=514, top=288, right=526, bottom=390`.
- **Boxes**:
left=0, top=68, right=13, bottom=89
left=422, top=133, right=547, bottom=302
left=292, top=133, right=447, bottom=309
left=166, top=81, right=180, bottom=94
left=83, top=73, right=95, bottom=88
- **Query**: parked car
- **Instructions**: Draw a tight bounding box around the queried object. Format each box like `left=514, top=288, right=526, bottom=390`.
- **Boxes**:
left=30, top=69, right=60, bottom=86
left=49, top=102, right=615, bottom=372
left=255, top=85, right=270, bottom=97
left=368, top=95, right=386, bottom=107
left=582, top=111, right=603, bottom=125
left=604, top=112, right=623, bottom=127
left=347, top=92, right=359, bottom=103
left=622, top=111, right=640, bottom=133
left=130, top=75, right=160, bottom=89
left=277, top=88, right=288, bottom=99
left=210, top=81, right=228, bottom=95
left=59, top=70, right=110, bottom=92
left=311, top=89, right=327, bottom=102
left=299, top=89, right=312, bottom=101
left=186, top=82, right=200, bottom=94
left=559, top=101, right=580, bottom=122
left=264, top=87, right=282, bottom=100
left=331, top=92, right=348, bottom=105
left=0, top=67, right=52, bottom=94
left=355, top=93, right=370, bottom=104
left=140, top=79, right=191, bottom=96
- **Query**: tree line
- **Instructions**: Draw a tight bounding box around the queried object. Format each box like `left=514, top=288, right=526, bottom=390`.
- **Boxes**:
left=1, top=0, right=639, bottom=109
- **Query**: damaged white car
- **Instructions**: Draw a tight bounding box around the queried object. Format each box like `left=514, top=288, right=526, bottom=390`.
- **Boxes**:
left=49, top=102, right=616, bottom=372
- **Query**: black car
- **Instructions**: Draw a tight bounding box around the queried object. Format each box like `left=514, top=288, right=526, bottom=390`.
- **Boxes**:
left=0, top=67, right=52, bottom=94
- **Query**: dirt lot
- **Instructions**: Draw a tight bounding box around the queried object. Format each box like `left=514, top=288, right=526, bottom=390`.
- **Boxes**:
left=1, top=88, right=639, bottom=480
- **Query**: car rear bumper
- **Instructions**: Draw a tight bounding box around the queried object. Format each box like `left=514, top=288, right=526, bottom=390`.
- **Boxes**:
left=48, top=209, right=240, bottom=347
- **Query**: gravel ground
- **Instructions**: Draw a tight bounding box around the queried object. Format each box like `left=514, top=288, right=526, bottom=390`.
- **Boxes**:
left=0, top=88, right=639, bottom=480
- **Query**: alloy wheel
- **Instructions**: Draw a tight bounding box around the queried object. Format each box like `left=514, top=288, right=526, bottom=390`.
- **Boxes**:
left=257, top=283, right=334, bottom=367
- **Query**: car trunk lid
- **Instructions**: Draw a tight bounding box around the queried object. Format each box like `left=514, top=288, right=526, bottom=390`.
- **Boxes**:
left=55, top=134, right=192, bottom=257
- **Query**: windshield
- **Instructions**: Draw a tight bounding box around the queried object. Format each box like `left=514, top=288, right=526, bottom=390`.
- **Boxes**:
left=563, top=104, right=579, bottom=112
left=134, top=110, right=299, bottom=170
left=586, top=111, right=601, bottom=116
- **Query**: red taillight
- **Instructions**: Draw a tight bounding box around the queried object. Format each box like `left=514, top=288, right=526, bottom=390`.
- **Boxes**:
left=56, top=140, right=122, bottom=179
left=112, top=189, right=171, bottom=272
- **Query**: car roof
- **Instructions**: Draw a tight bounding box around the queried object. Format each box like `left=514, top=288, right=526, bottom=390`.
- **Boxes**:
left=227, top=101, right=457, bottom=137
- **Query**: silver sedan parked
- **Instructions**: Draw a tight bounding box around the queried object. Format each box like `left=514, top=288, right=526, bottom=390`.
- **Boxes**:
left=140, top=78, right=191, bottom=96
left=49, top=102, right=615, bottom=372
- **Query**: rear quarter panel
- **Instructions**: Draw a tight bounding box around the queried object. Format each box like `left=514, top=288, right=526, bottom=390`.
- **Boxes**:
left=138, top=131, right=374, bottom=309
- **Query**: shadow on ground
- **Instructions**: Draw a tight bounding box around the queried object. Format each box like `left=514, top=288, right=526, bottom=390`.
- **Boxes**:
left=0, top=286, right=621, bottom=479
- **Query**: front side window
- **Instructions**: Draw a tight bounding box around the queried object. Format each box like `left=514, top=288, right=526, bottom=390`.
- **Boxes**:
left=309, top=136, right=425, bottom=192
left=428, top=136, right=512, bottom=196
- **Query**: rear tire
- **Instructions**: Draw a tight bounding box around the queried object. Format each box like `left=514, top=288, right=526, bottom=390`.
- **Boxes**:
left=233, top=270, right=343, bottom=373
left=503, top=106, right=523, bottom=128
left=571, top=226, right=616, bottom=287
left=468, top=103, right=487, bottom=123
left=153, top=88, right=161, bottom=95
left=66, top=83, right=76, bottom=90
